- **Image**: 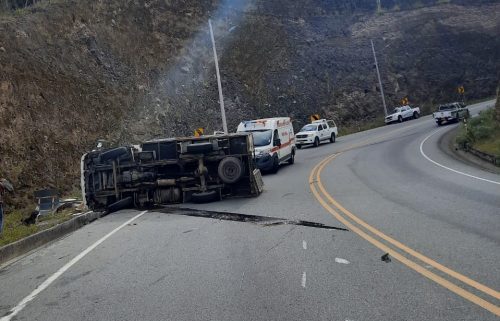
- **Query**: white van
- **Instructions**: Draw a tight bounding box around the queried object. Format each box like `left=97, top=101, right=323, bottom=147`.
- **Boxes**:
left=237, top=117, right=296, bottom=173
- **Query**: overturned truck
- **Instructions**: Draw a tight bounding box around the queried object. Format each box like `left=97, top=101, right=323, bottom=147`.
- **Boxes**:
left=81, top=133, right=264, bottom=211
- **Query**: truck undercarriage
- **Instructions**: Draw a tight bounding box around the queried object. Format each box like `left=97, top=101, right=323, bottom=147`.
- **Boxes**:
left=81, top=133, right=263, bottom=211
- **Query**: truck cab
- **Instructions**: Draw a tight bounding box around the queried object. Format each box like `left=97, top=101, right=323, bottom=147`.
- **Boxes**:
left=237, top=117, right=296, bottom=173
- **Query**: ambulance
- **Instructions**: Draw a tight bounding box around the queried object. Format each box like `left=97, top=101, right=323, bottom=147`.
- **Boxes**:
left=237, top=117, right=296, bottom=173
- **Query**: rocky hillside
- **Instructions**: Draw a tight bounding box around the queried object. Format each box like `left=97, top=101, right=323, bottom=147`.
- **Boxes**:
left=0, top=0, right=499, bottom=208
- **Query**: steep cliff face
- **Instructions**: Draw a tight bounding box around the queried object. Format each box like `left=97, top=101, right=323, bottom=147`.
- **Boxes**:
left=0, top=0, right=498, bottom=206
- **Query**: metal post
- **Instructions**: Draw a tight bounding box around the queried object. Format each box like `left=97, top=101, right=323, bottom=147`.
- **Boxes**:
left=209, top=19, right=228, bottom=134
left=371, top=40, right=388, bottom=116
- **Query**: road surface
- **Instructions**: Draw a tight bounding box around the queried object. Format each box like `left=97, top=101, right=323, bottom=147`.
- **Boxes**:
left=1, top=100, right=498, bottom=321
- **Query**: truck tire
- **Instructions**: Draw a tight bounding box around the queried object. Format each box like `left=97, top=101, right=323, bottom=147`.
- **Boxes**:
left=413, top=112, right=419, bottom=119
left=313, top=137, right=320, bottom=147
left=218, top=157, right=244, bottom=184
left=191, top=190, right=219, bottom=203
left=330, top=133, right=336, bottom=143
left=437, top=120, right=442, bottom=126
left=287, top=150, right=295, bottom=165
left=398, top=116, right=403, bottom=123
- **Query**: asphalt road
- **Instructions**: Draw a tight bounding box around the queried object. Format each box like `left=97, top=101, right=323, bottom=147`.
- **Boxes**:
left=1, top=100, right=498, bottom=321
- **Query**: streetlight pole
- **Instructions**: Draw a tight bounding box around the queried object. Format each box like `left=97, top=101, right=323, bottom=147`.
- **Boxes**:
left=209, top=19, right=228, bottom=134
left=371, top=39, right=388, bottom=116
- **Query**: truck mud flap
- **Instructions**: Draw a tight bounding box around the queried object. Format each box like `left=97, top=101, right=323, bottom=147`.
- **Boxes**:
left=253, top=169, right=264, bottom=193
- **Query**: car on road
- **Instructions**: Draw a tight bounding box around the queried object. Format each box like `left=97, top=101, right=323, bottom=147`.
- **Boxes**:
left=237, top=117, right=296, bottom=173
left=432, top=102, right=470, bottom=126
left=295, top=119, right=338, bottom=148
left=385, top=105, right=421, bottom=124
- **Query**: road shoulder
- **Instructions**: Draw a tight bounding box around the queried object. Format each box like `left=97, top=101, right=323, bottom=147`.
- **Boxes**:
left=438, top=125, right=500, bottom=175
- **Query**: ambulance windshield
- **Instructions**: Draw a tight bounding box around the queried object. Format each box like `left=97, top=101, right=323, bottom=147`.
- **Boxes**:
left=250, top=130, right=273, bottom=147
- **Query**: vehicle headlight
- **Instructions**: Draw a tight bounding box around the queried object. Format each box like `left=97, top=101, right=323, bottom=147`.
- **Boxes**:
left=256, top=150, right=270, bottom=157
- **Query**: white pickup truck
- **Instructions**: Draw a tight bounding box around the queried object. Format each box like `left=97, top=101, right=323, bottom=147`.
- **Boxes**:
left=384, top=105, right=420, bottom=124
left=295, top=119, right=338, bottom=148
left=432, top=102, right=469, bottom=126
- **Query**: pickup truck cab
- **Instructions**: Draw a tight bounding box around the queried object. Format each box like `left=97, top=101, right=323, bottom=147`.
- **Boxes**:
left=237, top=117, right=296, bottom=173
left=432, top=102, right=469, bottom=126
left=385, top=105, right=420, bottom=124
left=295, top=119, right=338, bottom=149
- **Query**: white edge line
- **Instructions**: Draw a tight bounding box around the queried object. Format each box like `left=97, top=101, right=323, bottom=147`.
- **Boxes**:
left=419, top=129, right=500, bottom=186
left=301, top=271, right=306, bottom=288
left=1, top=210, right=148, bottom=321
left=302, top=240, right=307, bottom=250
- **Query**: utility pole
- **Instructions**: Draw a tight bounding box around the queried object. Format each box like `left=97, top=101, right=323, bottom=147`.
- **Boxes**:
left=371, top=40, right=388, bottom=116
left=209, top=19, right=228, bottom=134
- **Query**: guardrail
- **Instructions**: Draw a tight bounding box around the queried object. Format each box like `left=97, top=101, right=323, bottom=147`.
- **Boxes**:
left=459, top=143, right=500, bottom=166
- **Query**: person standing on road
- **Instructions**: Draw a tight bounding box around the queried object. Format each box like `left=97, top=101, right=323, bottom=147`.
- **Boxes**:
left=0, top=178, right=14, bottom=234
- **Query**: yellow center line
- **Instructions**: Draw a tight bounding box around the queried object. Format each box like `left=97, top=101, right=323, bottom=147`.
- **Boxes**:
left=309, top=154, right=500, bottom=316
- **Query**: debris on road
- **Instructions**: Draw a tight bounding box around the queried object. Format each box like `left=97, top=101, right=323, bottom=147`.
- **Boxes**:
left=335, top=257, right=351, bottom=264
left=159, top=207, right=349, bottom=231
left=381, top=253, right=391, bottom=263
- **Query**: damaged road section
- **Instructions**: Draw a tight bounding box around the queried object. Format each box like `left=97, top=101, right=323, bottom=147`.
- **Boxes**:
left=158, top=207, right=349, bottom=231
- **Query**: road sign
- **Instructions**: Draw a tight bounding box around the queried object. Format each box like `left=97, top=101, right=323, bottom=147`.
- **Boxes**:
left=458, top=86, right=465, bottom=94
left=194, top=128, right=204, bottom=137
left=310, top=114, right=320, bottom=122
left=400, top=97, right=409, bottom=105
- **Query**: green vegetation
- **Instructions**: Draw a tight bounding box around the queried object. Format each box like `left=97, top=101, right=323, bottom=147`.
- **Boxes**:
left=0, top=208, right=75, bottom=247
left=0, top=210, right=38, bottom=247
left=456, top=108, right=500, bottom=157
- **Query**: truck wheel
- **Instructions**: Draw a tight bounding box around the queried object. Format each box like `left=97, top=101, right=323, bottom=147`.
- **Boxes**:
left=191, top=190, right=219, bottom=203
left=313, top=137, right=320, bottom=147
left=330, top=133, right=336, bottom=143
left=398, top=116, right=403, bottom=123
left=413, top=112, right=419, bottom=119
left=270, top=155, right=280, bottom=174
left=287, top=150, right=295, bottom=165
left=437, top=121, right=442, bottom=126
left=218, top=157, right=243, bottom=184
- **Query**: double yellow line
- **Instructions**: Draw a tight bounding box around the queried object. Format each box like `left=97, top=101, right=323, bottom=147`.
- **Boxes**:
left=309, top=153, right=500, bottom=316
